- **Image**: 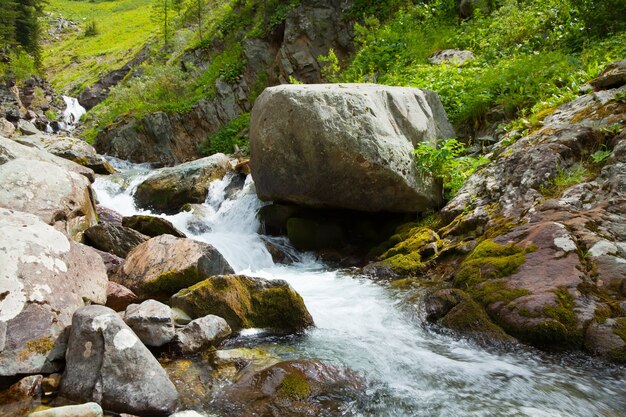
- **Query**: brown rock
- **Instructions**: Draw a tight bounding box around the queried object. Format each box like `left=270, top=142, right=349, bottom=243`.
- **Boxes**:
left=105, top=282, right=138, bottom=312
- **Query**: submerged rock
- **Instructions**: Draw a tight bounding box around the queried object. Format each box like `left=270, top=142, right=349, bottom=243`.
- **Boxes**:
left=117, top=234, right=234, bottom=298
left=216, top=360, right=362, bottom=417
left=250, top=84, right=452, bottom=213
left=60, top=305, right=179, bottom=415
left=171, top=275, right=314, bottom=332
left=124, top=300, right=175, bottom=347
left=134, top=153, right=231, bottom=213
left=0, top=209, right=108, bottom=376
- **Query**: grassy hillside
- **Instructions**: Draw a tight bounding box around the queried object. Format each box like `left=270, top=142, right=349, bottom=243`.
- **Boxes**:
left=43, top=0, right=158, bottom=94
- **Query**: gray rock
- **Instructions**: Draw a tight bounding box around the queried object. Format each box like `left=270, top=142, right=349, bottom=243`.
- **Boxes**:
left=117, top=234, right=234, bottom=298
left=250, top=84, right=453, bottom=213
left=584, top=318, right=626, bottom=358
left=0, top=117, right=15, bottom=137
left=17, top=119, right=40, bottom=135
left=134, top=154, right=231, bottom=213
left=171, top=308, right=193, bottom=326
left=428, top=49, right=475, bottom=66
left=174, top=315, right=231, bottom=354
left=60, top=305, right=179, bottom=415
left=125, top=300, right=175, bottom=347
left=0, top=209, right=108, bottom=376
left=589, top=59, right=626, bottom=90
left=122, top=214, right=186, bottom=238
left=0, top=158, right=98, bottom=240
left=84, top=222, right=149, bottom=258
left=27, top=403, right=103, bottom=417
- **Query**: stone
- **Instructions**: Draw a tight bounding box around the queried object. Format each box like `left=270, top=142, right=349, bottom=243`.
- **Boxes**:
left=117, top=234, right=234, bottom=297
left=41, top=373, right=62, bottom=394
left=96, top=205, right=123, bottom=225
left=0, top=209, right=108, bottom=376
left=171, top=275, right=314, bottom=332
left=0, top=117, right=15, bottom=137
left=169, top=412, right=205, bottom=417
left=17, top=119, right=40, bottom=135
left=250, top=84, right=453, bottom=213
left=122, top=215, right=186, bottom=238
left=215, top=360, right=362, bottom=417
left=0, top=158, right=98, bottom=240
left=15, top=134, right=115, bottom=175
left=83, top=222, right=149, bottom=258
left=0, top=136, right=94, bottom=180
left=124, top=300, right=175, bottom=347
left=134, top=154, right=231, bottom=213
left=0, top=375, right=43, bottom=417
left=27, top=403, right=103, bottom=417
left=60, top=305, right=179, bottom=415
left=584, top=319, right=626, bottom=360
left=93, top=249, right=125, bottom=276
left=106, top=282, right=138, bottom=312
left=428, top=49, right=475, bottom=66
left=589, top=59, right=626, bottom=90
left=174, top=315, right=231, bottom=354
left=171, top=308, right=193, bottom=325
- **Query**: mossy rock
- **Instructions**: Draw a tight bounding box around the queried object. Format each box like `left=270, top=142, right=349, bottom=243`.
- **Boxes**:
left=171, top=275, right=314, bottom=332
left=440, top=299, right=515, bottom=345
left=122, top=215, right=186, bottom=238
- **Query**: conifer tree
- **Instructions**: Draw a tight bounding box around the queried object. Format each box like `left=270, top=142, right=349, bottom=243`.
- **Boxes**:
left=14, top=0, right=45, bottom=66
left=0, top=0, right=18, bottom=50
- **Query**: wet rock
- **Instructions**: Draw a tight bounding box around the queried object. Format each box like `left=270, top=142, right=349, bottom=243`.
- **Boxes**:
left=174, top=315, right=231, bottom=354
left=134, top=154, right=231, bottom=213
left=216, top=360, right=362, bottom=417
left=0, top=375, right=43, bottom=417
left=106, top=282, right=138, bottom=312
left=118, top=234, right=234, bottom=298
left=60, top=305, right=179, bottom=415
left=171, top=275, right=314, bottom=332
left=211, top=348, right=280, bottom=382
left=15, top=134, right=115, bottom=175
left=584, top=318, right=626, bottom=361
left=250, top=84, right=452, bottom=213
left=124, top=300, right=175, bottom=347
left=27, top=403, right=103, bottom=417
left=122, top=215, right=186, bottom=238
left=0, top=135, right=94, bottom=180
left=428, top=49, right=475, bottom=66
left=96, top=205, right=123, bottom=225
left=0, top=118, right=15, bottom=137
left=169, top=412, right=204, bottom=417
left=84, top=222, right=149, bottom=258
left=0, top=158, right=98, bottom=240
left=0, top=209, right=108, bottom=376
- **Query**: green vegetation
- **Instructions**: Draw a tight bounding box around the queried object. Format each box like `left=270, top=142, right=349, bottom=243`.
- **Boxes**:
left=539, top=163, right=591, bottom=197
left=200, top=112, right=250, bottom=155
left=414, top=139, right=489, bottom=199
left=335, top=0, right=626, bottom=132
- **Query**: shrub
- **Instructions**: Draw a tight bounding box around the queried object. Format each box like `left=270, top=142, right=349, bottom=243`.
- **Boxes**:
left=200, top=112, right=250, bottom=155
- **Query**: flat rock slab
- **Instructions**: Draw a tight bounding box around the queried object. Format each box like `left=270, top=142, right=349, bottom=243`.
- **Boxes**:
left=250, top=84, right=454, bottom=213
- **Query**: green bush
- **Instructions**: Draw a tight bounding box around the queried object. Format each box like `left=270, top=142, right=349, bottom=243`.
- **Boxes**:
left=8, top=49, right=36, bottom=82
left=200, top=112, right=250, bottom=155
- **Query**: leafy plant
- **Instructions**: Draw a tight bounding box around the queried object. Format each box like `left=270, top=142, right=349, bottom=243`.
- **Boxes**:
left=200, top=112, right=250, bottom=155
left=318, top=48, right=341, bottom=82
left=84, top=20, right=98, bottom=37
left=414, top=139, right=489, bottom=199
left=590, top=146, right=612, bottom=165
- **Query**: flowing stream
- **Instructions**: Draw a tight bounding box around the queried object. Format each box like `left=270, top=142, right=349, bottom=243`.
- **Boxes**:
left=93, top=160, right=626, bottom=417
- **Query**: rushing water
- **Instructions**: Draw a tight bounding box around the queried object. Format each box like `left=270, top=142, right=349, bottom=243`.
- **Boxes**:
left=94, top=159, right=626, bottom=417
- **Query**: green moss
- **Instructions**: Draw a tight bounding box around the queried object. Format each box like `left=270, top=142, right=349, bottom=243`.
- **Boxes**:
left=543, top=288, right=578, bottom=329
left=381, top=251, right=423, bottom=276
left=454, top=240, right=534, bottom=288
left=594, top=305, right=612, bottom=324
left=440, top=299, right=511, bottom=342
left=470, top=280, right=531, bottom=306
left=278, top=373, right=312, bottom=400
left=382, top=227, right=437, bottom=258
left=390, top=278, right=421, bottom=290
left=145, top=267, right=203, bottom=295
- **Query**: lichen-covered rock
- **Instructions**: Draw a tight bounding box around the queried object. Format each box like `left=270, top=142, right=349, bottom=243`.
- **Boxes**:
left=122, top=214, right=186, bottom=238
left=174, top=315, right=231, bottom=354
left=117, top=234, right=234, bottom=298
left=250, top=84, right=453, bottom=213
left=0, top=158, right=98, bottom=240
left=83, top=222, right=149, bottom=258
left=134, top=153, right=231, bottom=213
left=0, top=209, right=108, bottom=376
left=0, top=117, right=15, bottom=137
left=27, top=403, right=103, bottom=417
left=428, top=49, right=475, bottom=66
left=15, top=133, right=115, bottom=175
left=124, top=300, right=175, bottom=347
left=171, top=275, right=314, bottom=332
left=60, top=305, right=179, bottom=415
left=215, top=360, right=363, bottom=417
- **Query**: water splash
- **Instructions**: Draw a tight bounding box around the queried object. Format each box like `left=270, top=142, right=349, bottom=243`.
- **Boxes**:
left=61, top=96, right=86, bottom=130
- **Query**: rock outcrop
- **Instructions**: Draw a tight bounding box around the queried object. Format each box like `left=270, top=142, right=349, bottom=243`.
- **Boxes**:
left=134, top=153, right=231, bottom=213
left=171, top=275, right=314, bottom=332
left=60, top=305, right=179, bottom=415
left=0, top=209, right=108, bottom=376
left=117, top=235, right=234, bottom=298
left=250, top=84, right=453, bottom=213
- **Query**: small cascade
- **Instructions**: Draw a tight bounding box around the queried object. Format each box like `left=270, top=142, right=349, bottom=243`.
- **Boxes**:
left=61, top=95, right=86, bottom=130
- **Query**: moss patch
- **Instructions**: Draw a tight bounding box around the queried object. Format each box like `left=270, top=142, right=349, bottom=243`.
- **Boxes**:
left=470, top=280, right=531, bottom=306
left=381, top=251, right=424, bottom=276
left=440, top=299, right=512, bottom=343
left=278, top=373, right=312, bottom=400
left=145, top=267, right=203, bottom=296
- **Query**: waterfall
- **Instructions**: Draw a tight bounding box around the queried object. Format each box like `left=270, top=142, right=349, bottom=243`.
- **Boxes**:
left=62, top=96, right=86, bottom=130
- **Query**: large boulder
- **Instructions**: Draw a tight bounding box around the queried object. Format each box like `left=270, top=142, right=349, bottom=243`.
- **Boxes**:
left=134, top=153, right=231, bottom=213
left=250, top=84, right=453, bottom=213
left=0, top=158, right=98, bottom=240
left=60, top=305, right=179, bottom=415
left=171, top=275, right=314, bottom=332
left=15, top=134, right=115, bottom=175
left=117, top=235, right=234, bottom=298
left=83, top=222, right=149, bottom=258
left=0, top=209, right=108, bottom=376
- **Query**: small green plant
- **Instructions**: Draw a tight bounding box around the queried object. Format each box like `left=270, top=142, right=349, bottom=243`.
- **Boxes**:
left=318, top=48, right=341, bottom=82
left=200, top=112, right=250, bottom=156
left=9, top=49, right=36, bottom=83
left=590, top=146, right=612, bottom=165
left=44, top=110, right=58, bottom=121
left=615, top=92, right=626, bottom=103
left=414, top=139, right=489, bottom=200
left=85, top=20, right=99, bottom=37
left=288, top=75, right=303, bottom=85
left=540, top=163, right=590, bottom=197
